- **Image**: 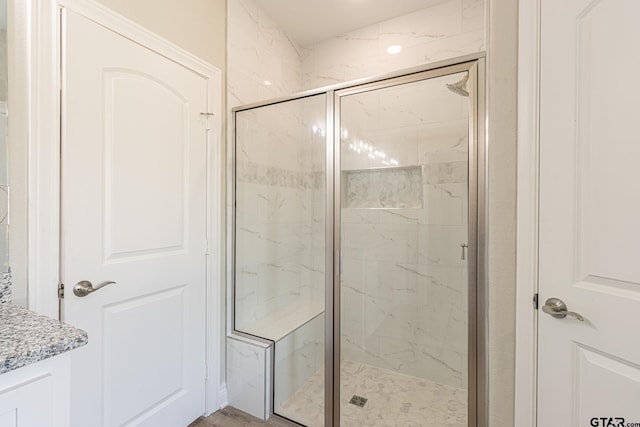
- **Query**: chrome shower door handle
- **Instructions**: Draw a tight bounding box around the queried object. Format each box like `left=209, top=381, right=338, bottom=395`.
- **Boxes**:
left=541, top=297, right=584, bottom=321
left=73, top=280, right=116, bottom=297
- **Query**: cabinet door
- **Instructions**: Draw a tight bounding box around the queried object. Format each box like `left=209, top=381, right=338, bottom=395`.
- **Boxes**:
left=0, top=374, right=53, bottom=427
left=0, top=354, right=71, bottom=427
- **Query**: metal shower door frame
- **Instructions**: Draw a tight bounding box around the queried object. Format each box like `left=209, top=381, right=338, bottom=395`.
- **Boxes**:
left=326, top=57, right=485, bottom=427
left=230, top=52, right=486, bottom=427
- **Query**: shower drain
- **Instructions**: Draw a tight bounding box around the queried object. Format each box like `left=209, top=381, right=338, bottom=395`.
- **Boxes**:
left=349, top=395, right=368, bottom=408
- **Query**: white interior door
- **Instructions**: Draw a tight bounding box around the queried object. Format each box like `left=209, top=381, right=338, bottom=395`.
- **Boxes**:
left=538, top=0, right=640, bottom=425
left=61, top=9, right=208, bottom=427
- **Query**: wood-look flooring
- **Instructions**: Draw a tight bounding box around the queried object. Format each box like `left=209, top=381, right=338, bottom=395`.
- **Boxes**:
left=189, top=407, right=300, bottom=427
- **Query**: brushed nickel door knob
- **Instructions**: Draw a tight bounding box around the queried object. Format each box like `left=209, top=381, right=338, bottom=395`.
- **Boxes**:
left=73, top=280, right=116, bottom=297
left=541, top=297, right=584, bottom=321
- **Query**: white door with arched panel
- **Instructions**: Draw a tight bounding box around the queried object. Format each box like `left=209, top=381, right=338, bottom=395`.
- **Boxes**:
left=538, top=0, right=640, bottom=425
left=61, top=9, right=209, bottom=427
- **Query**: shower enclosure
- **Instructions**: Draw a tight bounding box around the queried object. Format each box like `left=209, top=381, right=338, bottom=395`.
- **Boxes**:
left=231, top=55, right=485, bottom=427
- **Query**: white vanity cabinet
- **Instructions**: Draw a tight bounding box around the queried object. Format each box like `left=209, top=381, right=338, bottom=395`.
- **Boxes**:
left=0, top=353, right=72, bottom=427
left=0, top=304, right=87, bottom=427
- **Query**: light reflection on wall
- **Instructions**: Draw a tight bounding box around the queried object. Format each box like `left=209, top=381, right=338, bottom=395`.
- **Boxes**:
left=311, top=125, right=400, bottom=166
left=312, top=125, right=400, bottom=167
left=311, top=125, right=325, bottom=137
left=346, top=141, right=399, bottom=166
left=342, top=127, right=399, bottom=167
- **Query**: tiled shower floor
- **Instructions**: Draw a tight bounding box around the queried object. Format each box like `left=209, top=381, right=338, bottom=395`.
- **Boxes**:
left=276, top=359, right=467, bottom=427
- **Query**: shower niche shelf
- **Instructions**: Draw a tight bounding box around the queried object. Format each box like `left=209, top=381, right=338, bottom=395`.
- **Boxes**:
left=342, top=165, right=423, bottom=209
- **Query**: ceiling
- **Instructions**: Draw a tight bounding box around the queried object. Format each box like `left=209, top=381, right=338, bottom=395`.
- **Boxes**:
left=254, top=0, right=446, bottom=46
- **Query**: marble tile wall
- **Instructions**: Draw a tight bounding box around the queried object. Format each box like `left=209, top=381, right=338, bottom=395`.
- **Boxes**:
left=273, top=313, right=324, bottom=412
left=228, top=0, right=483, bottom=408
left=234, top=95, right=326, bottom=332
left=228, top=5, right=327, bottom=421
left=300, top=0, right=485, bottom=90
left=227, top=0, right=303, bottom=108
left=226, top=335, right=272, bottom=420
left=229, top=0, right=326, bottom=334
left=229, top=0, right=482, bottom=333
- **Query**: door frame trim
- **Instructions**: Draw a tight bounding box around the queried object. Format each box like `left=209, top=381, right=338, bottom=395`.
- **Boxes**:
left=26, top=0, right=224, bottom=415
left=515, top=0, right=540, bottom=425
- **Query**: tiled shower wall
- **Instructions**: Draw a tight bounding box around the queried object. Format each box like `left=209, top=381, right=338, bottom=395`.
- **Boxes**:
left=229, top=0, right=302, bottom=330
left=228, top=1, right=327, bottom=417
left=229, top=0, right=485, bottom=103
left=229, top=0, right=325, bottom=332
left=300, top=0, right=484, bottom=90
left=229, top=0, right=484, bottom=330
left=228, top=0, right=484, bottom=406
left=227, top=0, right=302, bottom=108
left=234, top=99, right=325, bottom=331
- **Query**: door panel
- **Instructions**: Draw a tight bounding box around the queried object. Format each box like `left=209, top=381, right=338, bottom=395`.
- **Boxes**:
left=103, top=286, right=187, bottom=426
left=105, top=71, right=188, bottom=258
left=574, top=0, right=640, bottom=285
left=62, top=9, right=207, bottom=427
left=538, top=0, right=640, bottom=424
left=575, top=345, right=640, bottom=426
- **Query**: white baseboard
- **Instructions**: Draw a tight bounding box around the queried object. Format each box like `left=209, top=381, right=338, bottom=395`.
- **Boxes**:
left=204, top=383, right=227, bottom=417
left=217, top=383, right=228, bottom=411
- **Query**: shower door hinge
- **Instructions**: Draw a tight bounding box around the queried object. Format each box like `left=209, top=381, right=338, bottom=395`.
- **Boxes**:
left=533, top=293, right=539, bottom=310
left=204, top=240, right=210, bottom=255
left=58, top=283, right=65, bottom=299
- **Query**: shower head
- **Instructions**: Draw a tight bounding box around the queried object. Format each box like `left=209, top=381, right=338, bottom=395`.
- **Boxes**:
left=446, top=74, right=469, bottom=97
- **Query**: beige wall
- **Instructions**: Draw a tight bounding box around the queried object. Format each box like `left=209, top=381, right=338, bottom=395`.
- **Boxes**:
left=95, top=0, right=226, bottom=69
left=0, top=30, right=6, bottom=101
left=487, top=0, right=518, bottom=424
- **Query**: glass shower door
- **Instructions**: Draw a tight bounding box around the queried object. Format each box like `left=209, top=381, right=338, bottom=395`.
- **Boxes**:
left=234, top=94, right=327, bottom=426
left=337, top=70, right=473, bottom=426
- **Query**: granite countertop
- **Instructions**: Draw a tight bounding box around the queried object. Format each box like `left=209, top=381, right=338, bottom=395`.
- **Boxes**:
left=0, top=304, right=88, bottom=374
